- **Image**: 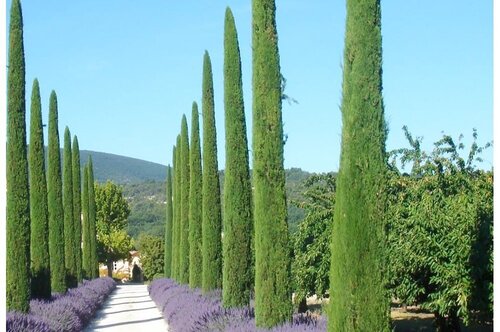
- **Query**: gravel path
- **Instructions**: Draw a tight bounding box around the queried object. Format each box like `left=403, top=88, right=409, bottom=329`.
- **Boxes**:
left=85, top=283, right=169, bottom=332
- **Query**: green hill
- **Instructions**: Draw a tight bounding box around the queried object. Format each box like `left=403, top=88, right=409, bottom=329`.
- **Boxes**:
left=77, top=150, right=316, bottom=239
left=79, top=150, right=168, bottom=184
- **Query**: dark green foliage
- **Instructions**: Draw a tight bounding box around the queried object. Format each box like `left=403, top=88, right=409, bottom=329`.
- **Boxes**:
left=328, top=0, right=389, bottom=330
left=72, top=136, right=82, bottom=283
left=7, top=0, right=30, bottom=311
left=94, top=181, right=132, bottom=277
left=201, top=51, right=223, bottom=292
left=179, top=115, right=191, bottom=284
left=137, top=234, right=165, bottom=281
left=387, top=129, right=493, bottom=330
left=252, top=0, right=292, bottom=326
left=88, top=157, right=98, bottom=278
left=63, top=127, right=77, bottom=288
left=170, top=145, right=178, bottom=279
left=292, top=174, right=335, bottom=310
left=124, top=180, right=166, bottom=239
left=173, top=136, right=182, bottom=280
left=82, top=166, right=91, bottom=279
left=189, top=103, right=203, bottom=288
left=222, top=7, right=253, bottom=308
left=164, top=166, right=173, bottom=278
left=29, top=79, right=51, bottom=299
left=47, top=91, right=67, bottom=294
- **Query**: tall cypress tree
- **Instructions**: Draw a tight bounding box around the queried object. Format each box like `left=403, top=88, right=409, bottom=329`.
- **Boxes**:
left=88, top=157, right=98, bottom=278
left=201, top=51, right=223, bottom=292
left=63, top=127, right=77, bottom=287
left=6, top=0, right=30, bottom=310
left=72, top=136, right=82, bottom=283
left=328, top=1, right=389, bottom=330
left=252, top=0, right=291, bottom=326
left=174, top=135, right=182, bottom=281
left=223, top=7, right=253, bottom=308
left=82, top=165, right=91, bottom=279
left=29, top=78, right=51, bottom=299
left=47, top=90, right=67, bottom=293
left=189, top=102, right=203, bottom=288
left=164, top=165, right=173, bottom=278
left=170, top=145, right=178, bottom=279
left=179, top=115, right=191, bottom=284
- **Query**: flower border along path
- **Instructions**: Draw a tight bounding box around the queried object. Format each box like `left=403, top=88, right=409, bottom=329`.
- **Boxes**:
left=7, top=277, right=116, bottom=332
left=85, top=282, right=169, bottom=331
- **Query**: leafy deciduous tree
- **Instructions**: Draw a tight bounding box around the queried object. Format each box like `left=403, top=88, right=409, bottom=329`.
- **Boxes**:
left=94, top=181, right=132, bottom=277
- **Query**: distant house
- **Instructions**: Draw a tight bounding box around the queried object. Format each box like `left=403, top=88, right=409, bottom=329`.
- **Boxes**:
left=99, top=250, right=142, bottom=282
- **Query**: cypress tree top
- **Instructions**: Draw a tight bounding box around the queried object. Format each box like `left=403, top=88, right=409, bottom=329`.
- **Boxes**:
left=252, top=0, right=292, bottom=327
left=328, top=0, right=389, bottom=331
left=164, top=165, right=173, bottom=278
left=202, top=51, right=223, bottom=292
left=82, top=165, right=91, bottom=279
left=88, top=156, right=98, bottom=278
left=29, top=78, right=51, bottom=299
left=189, top=102, right=203, bottom=289
left=63, top=126, right=77, bottom=288
left=222, top=7, right=253, bottom=308
left=7, top=0, right=31, bottom=311
left=179, top=114, right=191, bottom=284
left=47, top=90, right=67, bottom=294
left=72, top=136, right=83, bottom=283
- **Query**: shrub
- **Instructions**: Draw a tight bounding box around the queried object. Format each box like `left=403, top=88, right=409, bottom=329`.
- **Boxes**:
left=6, top=312, right=51, bottom=332
left=149, top=278, right=326, bottom=331
left=7, top=277, right=116, bottom=332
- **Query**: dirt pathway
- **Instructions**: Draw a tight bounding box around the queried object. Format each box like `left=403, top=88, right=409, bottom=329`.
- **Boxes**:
left=85, top=283, right=168, bottom=332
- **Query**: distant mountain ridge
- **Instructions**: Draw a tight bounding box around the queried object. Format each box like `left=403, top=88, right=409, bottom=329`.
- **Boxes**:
left=79, top=150, right=168, bottom=184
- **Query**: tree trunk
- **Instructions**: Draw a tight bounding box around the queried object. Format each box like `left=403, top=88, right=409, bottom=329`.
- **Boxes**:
left=297, top=298, right=308, bottom=313
left=107, top=259, right=113, bottom=278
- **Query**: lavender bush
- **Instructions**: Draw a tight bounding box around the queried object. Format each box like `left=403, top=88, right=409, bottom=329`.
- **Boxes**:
left=149, top=278, right=326, bottom=331
left=7, top=277, right=116, bottom=332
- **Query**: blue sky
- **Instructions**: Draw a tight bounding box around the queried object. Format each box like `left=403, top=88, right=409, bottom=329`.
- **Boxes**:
left=7, top=0, right=493, bottom=173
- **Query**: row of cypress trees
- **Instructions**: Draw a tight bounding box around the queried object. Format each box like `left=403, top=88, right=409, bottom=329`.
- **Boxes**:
left=162, top=4, right=288, bottom=328
left=7, top=0, right=100, bottom=313
left=163, top=0, right=389, bottom=330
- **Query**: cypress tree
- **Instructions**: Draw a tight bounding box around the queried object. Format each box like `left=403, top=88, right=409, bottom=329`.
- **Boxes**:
left=173, top=135, right=182, bottom=281
left=170, top=145, right=178, bottom=279
left=252, top=0, right=291, bottom=326
left=328, top=1, right=389, bottom=330
left=63, top=127, right=77, bottom=287
left=29, top=78, right=51, bottom=299
left=6, top=0, right=30, bottom=310
left=189, top=102, right=203, bottom=288
left=179, top=115, right=191, bottom=284
left=47, top=90, right=67, bottom=293
left=223, top=7, right=253, bottom=308
left=201, top=51, right=223, bottom=292
left=82, top=165, right=91, bottom=279
left=164, top=165, right=173, bottom=278
left=88, top=157, right=98, bottom=278
left=72, top=136, right=82, bottom=283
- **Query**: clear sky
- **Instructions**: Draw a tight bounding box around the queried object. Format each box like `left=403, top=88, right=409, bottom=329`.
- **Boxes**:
left=6, top=0, right=493, bottom=173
